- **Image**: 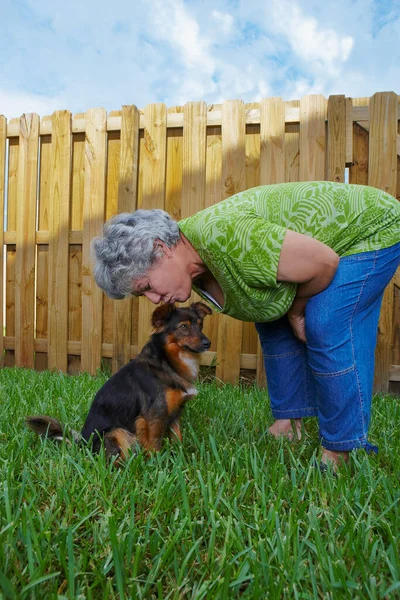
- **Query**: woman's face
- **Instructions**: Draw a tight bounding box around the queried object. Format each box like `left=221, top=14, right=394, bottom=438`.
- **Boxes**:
left=132, top=246, right=193, bottom=305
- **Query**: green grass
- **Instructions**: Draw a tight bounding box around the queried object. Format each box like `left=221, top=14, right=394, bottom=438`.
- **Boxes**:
left=0, top=367, right=399, bottom=600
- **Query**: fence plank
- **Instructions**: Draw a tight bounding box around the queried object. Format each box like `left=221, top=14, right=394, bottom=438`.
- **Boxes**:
left=285, top=100, right=300, bottom=183
left=349, top=98, right=369, bottom=186
left=0, top=116, right=6, bottom=366
left=35, top=118, right=51, bottom=370
left=182, top=102, right=207, bottom=218
left=256, top=97, right=286, bottom=386
left=182, top=101, right=207, bottom=309
left=102, top=117, right=121, bottom=371
left=203, top=105, right=222, bottom=351
left=299, top=95, right=327, bottom=181
left=112, top=105, right=140, bottom=372
left=327, top=95, right=346, bottom=182
left=68, top=115, right=85, bottom=374
left=81, top=108, right=107, bottom=375
left=369, top=92, right=398, bottom=392
left=345, top=98, right=353, bottom=165
left=216, top=100, right=246, bottom=384
left=166, top=105, right=183, bottom=222
left=243, top=102, right=260, bottom=369
left=260, top=97, right=285, bottom=184
left=48, top=111, right=72, bottom=372
left=5, top=123, right=19, bottom=368
left=15, top=114, right=39, bottom=368
left=138, top=103, right=167, bottom=351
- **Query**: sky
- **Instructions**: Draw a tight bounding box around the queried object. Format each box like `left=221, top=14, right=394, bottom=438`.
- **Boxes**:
left=0, top=0, right=399, bottom=118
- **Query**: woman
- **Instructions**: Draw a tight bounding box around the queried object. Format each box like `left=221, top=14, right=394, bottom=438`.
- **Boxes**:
left=92, top=181, right=400, bottom=470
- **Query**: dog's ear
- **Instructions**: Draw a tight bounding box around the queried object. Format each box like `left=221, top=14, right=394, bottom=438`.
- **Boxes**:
left=190, top=302, right=212, bottom=320
left=151, top=304, right=175, bottom=331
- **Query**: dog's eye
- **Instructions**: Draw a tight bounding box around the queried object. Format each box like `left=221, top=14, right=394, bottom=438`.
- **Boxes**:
left=179, top=323, right=189, bottom=330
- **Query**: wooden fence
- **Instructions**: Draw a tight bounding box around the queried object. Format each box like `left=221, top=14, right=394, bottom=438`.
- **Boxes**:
left=0, top=92, right=399, bottom=392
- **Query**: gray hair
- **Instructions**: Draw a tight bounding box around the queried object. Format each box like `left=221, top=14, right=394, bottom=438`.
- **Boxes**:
left=91, top=209, right=180, bottom=299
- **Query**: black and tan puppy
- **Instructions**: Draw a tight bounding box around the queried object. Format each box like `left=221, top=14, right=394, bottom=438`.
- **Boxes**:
left=27, top=302, right=212, bottom=462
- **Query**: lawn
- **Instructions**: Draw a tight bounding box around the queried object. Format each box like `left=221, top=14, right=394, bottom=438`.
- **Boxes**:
left=0, top=367, right=399, bottom=599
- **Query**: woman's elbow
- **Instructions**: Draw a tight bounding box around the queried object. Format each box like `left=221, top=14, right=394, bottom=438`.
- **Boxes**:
left=323, top=251, right=340, bottom=283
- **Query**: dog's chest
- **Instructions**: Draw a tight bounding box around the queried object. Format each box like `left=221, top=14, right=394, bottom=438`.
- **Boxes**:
left=165, top=386, right=198, bottom=414
left=178, top=352, right=199, bottom=381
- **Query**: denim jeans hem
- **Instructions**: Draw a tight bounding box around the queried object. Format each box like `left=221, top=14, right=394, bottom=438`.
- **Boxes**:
left=272, top=408, right=318, bottom=419
left=321, top=437, right=379, bottom=453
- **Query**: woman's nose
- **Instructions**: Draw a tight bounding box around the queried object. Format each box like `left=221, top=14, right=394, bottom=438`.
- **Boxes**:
left=145, top=291, right=161, bottom=304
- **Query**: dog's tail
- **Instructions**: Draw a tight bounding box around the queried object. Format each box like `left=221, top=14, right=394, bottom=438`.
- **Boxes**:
left=26, top=415, right=80, bottom=445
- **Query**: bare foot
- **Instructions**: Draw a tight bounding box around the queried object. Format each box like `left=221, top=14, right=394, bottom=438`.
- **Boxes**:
left=321, top=448, right=349, bottom=471
left=268, top=418, right=303, bottom=441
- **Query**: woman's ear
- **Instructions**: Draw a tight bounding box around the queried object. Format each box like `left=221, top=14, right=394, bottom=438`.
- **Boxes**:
left=153, top=239, right=172, bottom=259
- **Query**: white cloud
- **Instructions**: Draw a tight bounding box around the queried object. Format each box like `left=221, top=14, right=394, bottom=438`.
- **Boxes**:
left=268, top=0, right=354, bottom=76
left=151, top=0, right=215, bottom=74
left=0, top=89, right=63, bottom=119
left=211, top=10, right=235, bottom=36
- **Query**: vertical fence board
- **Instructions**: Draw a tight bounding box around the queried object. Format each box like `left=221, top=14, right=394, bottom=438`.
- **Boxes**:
left=216, top=100, right=246, bottom=384
left=15, top=114, right=39, bottom=368
left=285, top=100, right=300, bottom=183
left=345, top=98, right=354, bottom=166
left=48, top=111, right=72, bottom=372
left=0, top=116, right=6, bottom=366
left=112, top=105, right=140, bottom=372
left=132, top=125, right=144, bottom=350
left=260, top=97, right=285, bottom=184
left=327, top=95, right=346, bottom=182
left=299, top=95, right=327, bottom=181
left=182, top=101, right=207, bottom=316
left=256, top=97, right=286, bottom=385
left=203, top=105, right=222, bottom=352
left=205, top=105, right=222, bottom=209
left=68, top=245, right=82, bottom=373
left=182, top=102, right=207, bottom=218
left=349, top=98, right=369, bottom=186
left=166, top=105, right=183, bottom=222
left=36, top=120, right=51, bottom=370
left=369, top=92, right=398, bottom=392
left=81, top=108, right=107, bottom=375
left=138, top=104, right=167, bottom=351
left=5, top=124, right=18, bottom=368
left=69, top=119, right=85, bottom=373
left=103, top=109, right=123, bottom=368
left=102, top=122, right=121, bottom=370
left=243, top=103, right=260, bottom=362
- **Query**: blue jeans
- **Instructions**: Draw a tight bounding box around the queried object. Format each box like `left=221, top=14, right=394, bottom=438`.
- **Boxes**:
left=255, top=242, right=400, bottom=452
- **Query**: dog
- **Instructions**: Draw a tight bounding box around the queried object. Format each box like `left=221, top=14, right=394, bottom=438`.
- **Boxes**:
left=26, top=302, right=212, bottom=463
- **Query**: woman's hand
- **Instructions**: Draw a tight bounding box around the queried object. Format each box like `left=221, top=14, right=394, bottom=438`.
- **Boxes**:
left=287, top=307, right=307, bottom=342
left=277, top=230, right=340, bottom=343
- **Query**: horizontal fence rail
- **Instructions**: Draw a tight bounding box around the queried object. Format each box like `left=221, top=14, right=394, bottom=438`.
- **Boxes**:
left=0, top=92, right=399, bottom=392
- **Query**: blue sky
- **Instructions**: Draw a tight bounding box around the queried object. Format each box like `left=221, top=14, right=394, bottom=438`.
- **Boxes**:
left=0, top=0, right=399, bottom=118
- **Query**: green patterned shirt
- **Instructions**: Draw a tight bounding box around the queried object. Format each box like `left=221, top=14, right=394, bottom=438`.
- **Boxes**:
left=178, top=182, right=400, bottom=322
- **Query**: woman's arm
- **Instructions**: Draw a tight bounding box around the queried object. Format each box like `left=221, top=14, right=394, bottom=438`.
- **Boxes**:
left=277, top=230, right=340, bottom=342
